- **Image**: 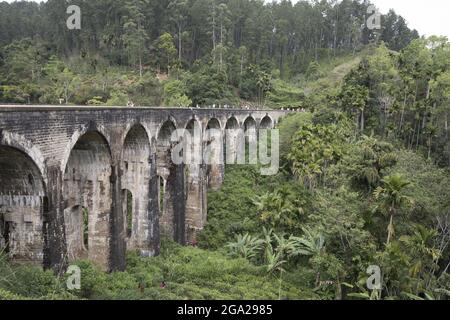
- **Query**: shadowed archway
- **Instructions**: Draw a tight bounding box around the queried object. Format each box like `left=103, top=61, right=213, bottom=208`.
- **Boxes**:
left=225, top=116, right=243, bottom=165
left=0, top=146, right=47, bottom=265
left=260, top=115, right=274, bottom=129
left=244, top=116, right=257, bottom=164
left=156, top=120, right=185, bottom=244
left=121, top=124, right=155, bottom=253
left=63, top=131, right=112, bottom=269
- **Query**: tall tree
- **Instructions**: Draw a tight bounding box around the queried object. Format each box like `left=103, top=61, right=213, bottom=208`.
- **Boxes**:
left=373, top=174, right=413, bottom=246
left=123, top=0, right=149, bottom=77
left=168, top=0, right=189, bottom=61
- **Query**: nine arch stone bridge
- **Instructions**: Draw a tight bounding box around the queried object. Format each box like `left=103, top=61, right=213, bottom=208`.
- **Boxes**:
left=0, top=105, right=288, bottom=272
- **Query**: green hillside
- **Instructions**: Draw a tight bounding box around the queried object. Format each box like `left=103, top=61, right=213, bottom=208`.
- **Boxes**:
left=1, top=0, right=450, bottom=301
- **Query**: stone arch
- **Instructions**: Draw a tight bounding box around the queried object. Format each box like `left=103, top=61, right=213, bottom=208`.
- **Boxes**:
left=0, top=145, right=47, bottom=265
left=156, top=117, right=178, bottom=145
left=156, top=119, right=177, bottom=177
left=243, top=115, right=257, bottom=131
left=121, top=121, right=152, bottom=151
left=204, top=118, right=224, bottom=190
left=205, top=117, right=223, bottom=131
left=62, top=130, right=112, bottom=269
left=184, top=118, right=203, bottom=166
left=121, top=124, right=153, bottom=251
left=61, top=123, right=111, bottom=173
left=225, top=116, right=243, bottom=165
left=243, top=116, right=258, bottom=164
left=0, top=131, right=47, bottom=185
left=260, top=115, right=274, bottom=129
left=226, top=116, right=240, bottom=130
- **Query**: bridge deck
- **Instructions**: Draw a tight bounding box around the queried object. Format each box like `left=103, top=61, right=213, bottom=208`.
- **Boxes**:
left=0, top=104, right=277, bottom=112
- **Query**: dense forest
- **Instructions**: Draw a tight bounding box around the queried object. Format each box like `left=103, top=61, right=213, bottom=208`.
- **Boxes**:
left=1, top=0, right=418, bottom=107
left=1, top=0, right=450, bottom=300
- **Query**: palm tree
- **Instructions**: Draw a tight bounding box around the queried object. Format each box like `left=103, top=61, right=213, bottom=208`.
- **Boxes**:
left=373, top=174, right=413, bottom=246
left=252, top=193, right=296, bottom=228
left=400, top=224, right=441, bottom=292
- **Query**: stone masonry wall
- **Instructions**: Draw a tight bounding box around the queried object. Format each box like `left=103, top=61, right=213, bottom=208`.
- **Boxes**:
left=0, top=106, right=289, bottom=271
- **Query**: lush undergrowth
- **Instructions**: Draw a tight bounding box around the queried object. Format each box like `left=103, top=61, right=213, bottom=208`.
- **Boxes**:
left=0, top=240, right=317, bottom=300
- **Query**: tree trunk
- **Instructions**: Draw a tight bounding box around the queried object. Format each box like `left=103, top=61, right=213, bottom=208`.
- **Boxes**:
left=178, top=25, right=182, bottom=61
left=428, top=136, right=432, bottom=160
left=399, top=90, right=407, bottom=134
left=64, top=86, right=69, bottom=105
left=410, top=121, right=417, bottom=149
left=386, top=213, right=394, bottom=246
left=219, top=22, right=224, bottom=69
left=360, top=109, right=365, bottom=133
left=278, top=270, right=283, bottom=300
left=446, top=112, right=449, bottom=166
left=212, top=6, right=216, bottom=63
left=445, top=112, right=448, bottom=134
left=315, top=271, right=321, bottom=287
left=416, top=119, right=421, bottom=150
left=335, top=275, right=342, bottom=300
left=139, top=54, right=143, bottom=78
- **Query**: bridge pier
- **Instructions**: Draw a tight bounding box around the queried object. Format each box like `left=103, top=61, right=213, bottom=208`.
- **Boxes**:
left=205, top=119, right=224, bottom=190
left=147, top=151, right=160, bottom=256
left=184, top=119, right=207, bottom=243
left=44, top=168, right=68, bottom=273
left=110, top=163, right=126, bottom=272
left=156, top=120, right=186, bottom=244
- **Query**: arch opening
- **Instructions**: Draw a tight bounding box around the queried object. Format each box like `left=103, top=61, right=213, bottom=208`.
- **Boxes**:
left=260, top=116, right=273, bottom=130
left=156, top=120, right=185, bottom=244
left=244, top=116, right=258, bottom=164
left=0, top=146, right=46, bottom=264
left=225, top=117, right=242, bottom=165
left=122, top=124, right=152, bottom=250
left=184, top=119, right=202, bottom=166
left=157, top=120, right=177, bottom=147
left=63, top=131, right=112, bottom=267
left=64, top=205, right=89, bottom=261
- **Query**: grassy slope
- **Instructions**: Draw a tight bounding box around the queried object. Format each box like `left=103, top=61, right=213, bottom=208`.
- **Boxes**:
left=303, top=55, right=361, bottom=98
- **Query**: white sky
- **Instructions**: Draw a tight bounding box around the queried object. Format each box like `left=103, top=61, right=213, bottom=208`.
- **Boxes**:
left=370, top=0, right=450, bottom=39
left=3, top=0, right=450, bottom=39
